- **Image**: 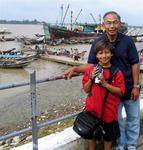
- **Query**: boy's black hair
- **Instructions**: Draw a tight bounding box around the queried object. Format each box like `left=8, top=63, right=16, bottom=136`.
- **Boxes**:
left=94, top=40, right=114, bottom=56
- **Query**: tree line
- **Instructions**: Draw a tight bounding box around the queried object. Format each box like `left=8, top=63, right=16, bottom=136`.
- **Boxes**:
left=0, top=19, right=45, bottom=24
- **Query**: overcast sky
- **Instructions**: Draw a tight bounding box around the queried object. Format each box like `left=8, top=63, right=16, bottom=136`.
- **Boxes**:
left=0, top=0, right=143, bottom=26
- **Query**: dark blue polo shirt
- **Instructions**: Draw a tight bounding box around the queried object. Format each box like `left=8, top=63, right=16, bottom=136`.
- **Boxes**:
left=88, top=33, right=139, bottom=100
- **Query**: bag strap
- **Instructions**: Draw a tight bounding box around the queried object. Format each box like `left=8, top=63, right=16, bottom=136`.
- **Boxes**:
left=101, top=65, right=119, bottom=119
left=105, top=65, right=119, bottom=99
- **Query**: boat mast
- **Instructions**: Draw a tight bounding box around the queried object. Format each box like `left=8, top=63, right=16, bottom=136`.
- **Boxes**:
left=74, top=9, right=82, bottom=24
left=71, top=11, right=73, bottom=31
left=98, top=14, right=102, bottom=30
left=60, top=4, right=64, bottom=25
left=61, top=4, right=70, bottom=26
left=99, top=14, right=101, bottom=24
left=90, top=13, right=97, bottom=24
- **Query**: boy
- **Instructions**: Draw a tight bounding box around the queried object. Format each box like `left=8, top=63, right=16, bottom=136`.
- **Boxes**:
left=82, top=40, right=125, bottom=150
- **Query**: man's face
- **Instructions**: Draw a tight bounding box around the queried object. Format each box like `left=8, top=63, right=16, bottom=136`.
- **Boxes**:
left=103, top=13, right=121, bottom=36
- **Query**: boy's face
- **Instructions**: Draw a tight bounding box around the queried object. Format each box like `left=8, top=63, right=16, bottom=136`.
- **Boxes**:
left=96, top=48, right=113, bottom=66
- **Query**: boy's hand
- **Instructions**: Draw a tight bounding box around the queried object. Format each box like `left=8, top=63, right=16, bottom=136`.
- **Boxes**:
left=99, top=75, right=108, bottom=87
left=90, top=68, right=99, bottom=80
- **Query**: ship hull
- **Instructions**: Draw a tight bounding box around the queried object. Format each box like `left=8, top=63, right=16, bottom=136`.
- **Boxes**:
left=48, top=25, right=100, bottom=39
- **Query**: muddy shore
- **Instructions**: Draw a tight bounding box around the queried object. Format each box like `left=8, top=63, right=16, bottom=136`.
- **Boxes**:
left=0, top=76, right=86, bottom=135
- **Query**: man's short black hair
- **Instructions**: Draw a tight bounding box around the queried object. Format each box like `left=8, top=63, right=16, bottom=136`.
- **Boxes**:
left=103, top=11, right=121, bottom=21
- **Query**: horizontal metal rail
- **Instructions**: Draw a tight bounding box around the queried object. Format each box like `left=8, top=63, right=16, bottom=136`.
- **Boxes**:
left=0, top=75, right=66, bottom=90
left=0, top=73, right=82, bottom=147
left=0, top=110, right=81, bottom=141
left=0, top=74, right=82, bottom=90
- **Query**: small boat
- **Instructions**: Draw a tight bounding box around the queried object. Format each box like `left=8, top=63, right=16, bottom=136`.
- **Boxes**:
left=0, top=48, right=39, bottom=61
left=0, top=53, right=37, bottom=61
left=140, top=55, right=143, bottom=72
left=15, top=36, right=44, bottom=45
left=0, top=28, right=11, bottom=34
left=0, top=37, right=15, bottom=42
left=138, top=49, right=143, bottom=72
left=0, top=59, right=32, bottom=68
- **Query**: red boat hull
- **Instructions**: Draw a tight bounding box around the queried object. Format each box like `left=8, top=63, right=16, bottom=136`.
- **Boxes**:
left=48, top=26, right=100, bottom=39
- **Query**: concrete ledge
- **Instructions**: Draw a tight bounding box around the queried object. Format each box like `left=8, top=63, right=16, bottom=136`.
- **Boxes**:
left=12, top=127, right=88, bottom=150
left=13, top=99, right=143, bottom=150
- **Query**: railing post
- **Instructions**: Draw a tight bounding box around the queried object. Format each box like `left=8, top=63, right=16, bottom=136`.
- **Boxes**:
left=30, top=71, right=38, bottom=150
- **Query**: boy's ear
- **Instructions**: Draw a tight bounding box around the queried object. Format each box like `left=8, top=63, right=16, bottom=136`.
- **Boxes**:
left=95, top=56, right=99, bottom=62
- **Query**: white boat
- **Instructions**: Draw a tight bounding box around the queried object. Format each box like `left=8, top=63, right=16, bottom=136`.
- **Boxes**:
left=139, top=49, right=143, bottom=72
left=140, top=57, right=143, bottom=72
left=0, top=28, right=11, bottom=34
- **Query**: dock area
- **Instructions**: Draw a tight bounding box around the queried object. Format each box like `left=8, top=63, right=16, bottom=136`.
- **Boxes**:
left=40, top=54, right=86, bottom=66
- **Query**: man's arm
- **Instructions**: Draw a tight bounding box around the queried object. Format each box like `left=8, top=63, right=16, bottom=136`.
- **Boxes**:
left=64, top=64, right=90, bottom=79
left=64, top=40, right=97, bottom=79
left=131, top=63, right=140, bottom=100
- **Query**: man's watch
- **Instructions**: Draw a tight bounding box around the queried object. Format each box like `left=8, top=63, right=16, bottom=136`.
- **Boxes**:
left=133, top=84, right=140, bottom=88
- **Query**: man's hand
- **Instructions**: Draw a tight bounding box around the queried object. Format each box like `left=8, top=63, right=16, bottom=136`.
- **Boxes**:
left=64, top=64, right=90, bottom=79
left=131, top=87, right=139, bottom=100
left=64, top=67, right=79, bottom=79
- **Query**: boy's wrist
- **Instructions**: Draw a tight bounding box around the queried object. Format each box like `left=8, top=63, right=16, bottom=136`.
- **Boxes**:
left=105, top=83, right=109, bottom=89
left=89, top=72, right=94, bottom=82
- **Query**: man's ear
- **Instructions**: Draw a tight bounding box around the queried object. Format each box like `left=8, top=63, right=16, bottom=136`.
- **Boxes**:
left=118, top=21, right=121, bottom=31
left=102, top=22, right=105, bottom=28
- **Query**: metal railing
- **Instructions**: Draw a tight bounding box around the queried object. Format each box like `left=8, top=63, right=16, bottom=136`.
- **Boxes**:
left=0, top=71, right=82, bottom=150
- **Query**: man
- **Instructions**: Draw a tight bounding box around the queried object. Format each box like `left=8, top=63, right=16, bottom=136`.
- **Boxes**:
left=64, top=11, right=140, bottom=150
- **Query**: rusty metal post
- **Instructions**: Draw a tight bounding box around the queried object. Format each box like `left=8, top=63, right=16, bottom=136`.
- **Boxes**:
left=30, top=71, right=38, bottom=150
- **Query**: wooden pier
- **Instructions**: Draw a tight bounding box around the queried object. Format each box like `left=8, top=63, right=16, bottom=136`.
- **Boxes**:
left=40, top=54, right=86, bottom=66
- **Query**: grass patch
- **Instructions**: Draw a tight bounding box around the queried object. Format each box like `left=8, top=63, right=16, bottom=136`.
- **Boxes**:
left=38, top=117, right=75, bottom=138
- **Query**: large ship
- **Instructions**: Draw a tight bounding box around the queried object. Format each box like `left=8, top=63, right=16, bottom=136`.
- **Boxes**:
left=44, top=22, right=128, bottom=40
left=44, top=23, right=104, bottom=40
left=44, top=4, right=128, bottom=40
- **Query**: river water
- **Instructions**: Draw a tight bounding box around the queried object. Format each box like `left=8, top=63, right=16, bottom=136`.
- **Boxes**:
left=0, top=24, right=143, bottom=135
left=0, top=24, right=91, bottom=135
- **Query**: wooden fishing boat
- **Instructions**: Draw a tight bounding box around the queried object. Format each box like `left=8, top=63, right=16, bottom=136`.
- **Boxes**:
left=0, top=53, right=37, bottom=61
left=15, top=35, right=45, bottom=45
left=0, top=28, right=11, bottom=34
left=140, top=56, right=143, bottom=72
left=140, top=59, right=143, bottom=72
left=0, top=49, right=39, bottom=61
left=138, top=49, right=143, bottom=72
left=0, top=37, right=15, bottom=42
left=0, top=59, right=32, bottom=68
